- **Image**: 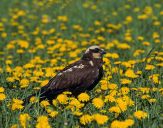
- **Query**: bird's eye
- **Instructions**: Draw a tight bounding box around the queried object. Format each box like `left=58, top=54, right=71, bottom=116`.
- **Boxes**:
left=93, top=48, right=100, bottom=53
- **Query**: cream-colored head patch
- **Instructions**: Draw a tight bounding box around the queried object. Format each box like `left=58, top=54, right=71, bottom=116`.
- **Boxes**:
left=92, top=53, right=101, bottom=58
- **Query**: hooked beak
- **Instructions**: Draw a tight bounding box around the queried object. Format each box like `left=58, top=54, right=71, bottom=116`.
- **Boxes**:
left=101, top=49, right=106, bottom=55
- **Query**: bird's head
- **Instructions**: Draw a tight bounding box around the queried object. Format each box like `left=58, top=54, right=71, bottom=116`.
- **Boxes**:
left=82, top=45, right=106, bottom=60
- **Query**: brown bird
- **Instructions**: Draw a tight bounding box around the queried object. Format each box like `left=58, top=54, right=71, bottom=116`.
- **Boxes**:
left=24, top=45, right=106, bottom=105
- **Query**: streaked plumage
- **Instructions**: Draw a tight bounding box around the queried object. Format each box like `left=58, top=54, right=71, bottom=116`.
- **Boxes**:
left=24, top=45, right=106, bottom=105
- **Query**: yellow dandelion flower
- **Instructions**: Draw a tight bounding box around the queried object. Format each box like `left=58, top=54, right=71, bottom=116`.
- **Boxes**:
left=112, top=53, right=119, bottom=59
left=109, top=90, right=118, bottom=97
left=36, top=116, right=51, bottom=128
left=23, top=63, right=34, bottom=69
left=52, top=99, right=58, bottom=106
left=0, top=68, right=3, bottom=73
left=46, top=109, right=58, bottom=118
left=141, top=94, right=150, bottom=99
left=111, top=120, right=122, bottom=128
left=100, top=80, right=109, bottom=90
left=104, top=95, right=116, bottom=102
left=156, top=63, right=163, bottom=67
left=72, top=111, right=83, bottom=116
left=6, top=60, right=12, bottom=65
left=139, top=87, right=150, bottom=93
left=121, top=62, right=132, bottom=68
left=45, top=68, right=55, bottom=77
left=117, top=43, right=130, bottom=50
left=133, top=49, right=145, bottom=57
left=1, top=32, right=7, bottom=38
left=40, top=80, right=49, bottom=87
left=125, top=69, right=138, bottom=78
left=57, top=94, right=68, bottom=104
left=69, top=98, right=84, bottom=109
left=18, top=40, right=29, bottom=48
left=40, top=100, right=50, bottom=108
left=49, top=111, right=58, bottom=118
left=13, top=98, right=23, bottom=104
left=6, top=77, right=15, bottom=82
left=103, top=57, right=110, bottom=64
left=149, top=74, right=160, bottom=84
left=11, top=124, right=18, bottom=128
left=116, top=98, right=127, bottom=112
left=80, top=114, right=93, bottom=125
left=6, top=66, right=12, bottom=73
left=136, top=70, right=142, bottom=75
left=19, top=113, right=30, bottom=128
left=101, top=83, right=108, bottom=90
left=46, top=40, right=55, bottom=45
left=20, top=78, right=29, bottom=88
left=151, top=87, right=158, bottom=92
left=16, top=50, right=24, bottom=55
left=148, top=98, right=156, bottom=103
left=144, top=6, right=153, bottom=15
left=159, top=88, right=163, bottom=95
left=0, top=87, right=5, bottom=92
left=78, top=93, right=90, bottom=102
left=41, top=15, right=50, bottom=24
left=108, top=83, right=118, bottom=90
left=63, top=91, right=72, bottom=95
left=137, top=36, right=144, bottom=41
left=93, top=113, right=109, bottom=125
left=92, top=98, right=104, bottom=109
left=124, top=119, right=134, bottom=127
left=33, top=70, right=44, bottom=77
left=137, top=14, right=148, bottom=20
left=120, top=79, right=132, bottom=85
left=111, top=119, right=134, bottom=128
left=119, top=87, right=130, bottom=95
left=109, top=106, right=121, bottom=114
left=0, top=93, right=6, bottom=101
left=57, top=15, right=68, bottom=22
left=134, top=110, right=148, bottom=120
left=11, top=99, right=24, bottom=110
left=145, top=64, right=155, bottom=70
left=122, top=96, right=135, bottom=106
left=17, top=10, right=26, bottom=16
left=125, top=16, right=133, bottom=23
left=155, top=56, right=163, bottom=61
left=142, top=41, right=150, bottom=46
left=154, top=39, right=160, bottom=43
left=106, top=53, right=119, bottom=59
left=29, top=96, right=38, bottom=103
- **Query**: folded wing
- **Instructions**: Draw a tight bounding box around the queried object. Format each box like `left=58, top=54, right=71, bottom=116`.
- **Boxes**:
left=41, top=61, right=99, bottom=98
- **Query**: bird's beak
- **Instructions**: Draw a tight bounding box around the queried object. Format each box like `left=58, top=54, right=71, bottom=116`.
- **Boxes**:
left=101, top=49, right=106, bottom=55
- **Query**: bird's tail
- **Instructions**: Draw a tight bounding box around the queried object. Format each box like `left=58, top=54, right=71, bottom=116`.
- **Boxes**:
left=23, top=87, right=46, bottom=106
left=23, top=87, right=66, bottom=106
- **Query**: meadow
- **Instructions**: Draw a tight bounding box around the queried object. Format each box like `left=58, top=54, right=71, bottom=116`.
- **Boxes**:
left=0, top=0, right=163, bottom=127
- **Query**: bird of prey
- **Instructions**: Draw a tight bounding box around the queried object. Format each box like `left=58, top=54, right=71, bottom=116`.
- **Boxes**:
left=24, top=45, right=106, bottom=105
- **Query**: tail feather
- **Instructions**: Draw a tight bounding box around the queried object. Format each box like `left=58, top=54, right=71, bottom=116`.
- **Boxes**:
left=23, top=88, right=66, bottom=106
left=23, top=87, right=45, bottom=106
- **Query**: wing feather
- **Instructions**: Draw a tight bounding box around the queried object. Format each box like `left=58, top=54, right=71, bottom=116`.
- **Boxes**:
left=46, top=61, right=99, bottom=91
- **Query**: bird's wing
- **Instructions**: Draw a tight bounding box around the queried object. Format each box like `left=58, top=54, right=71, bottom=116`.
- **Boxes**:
left=46, top=61, right=99, bottom=91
